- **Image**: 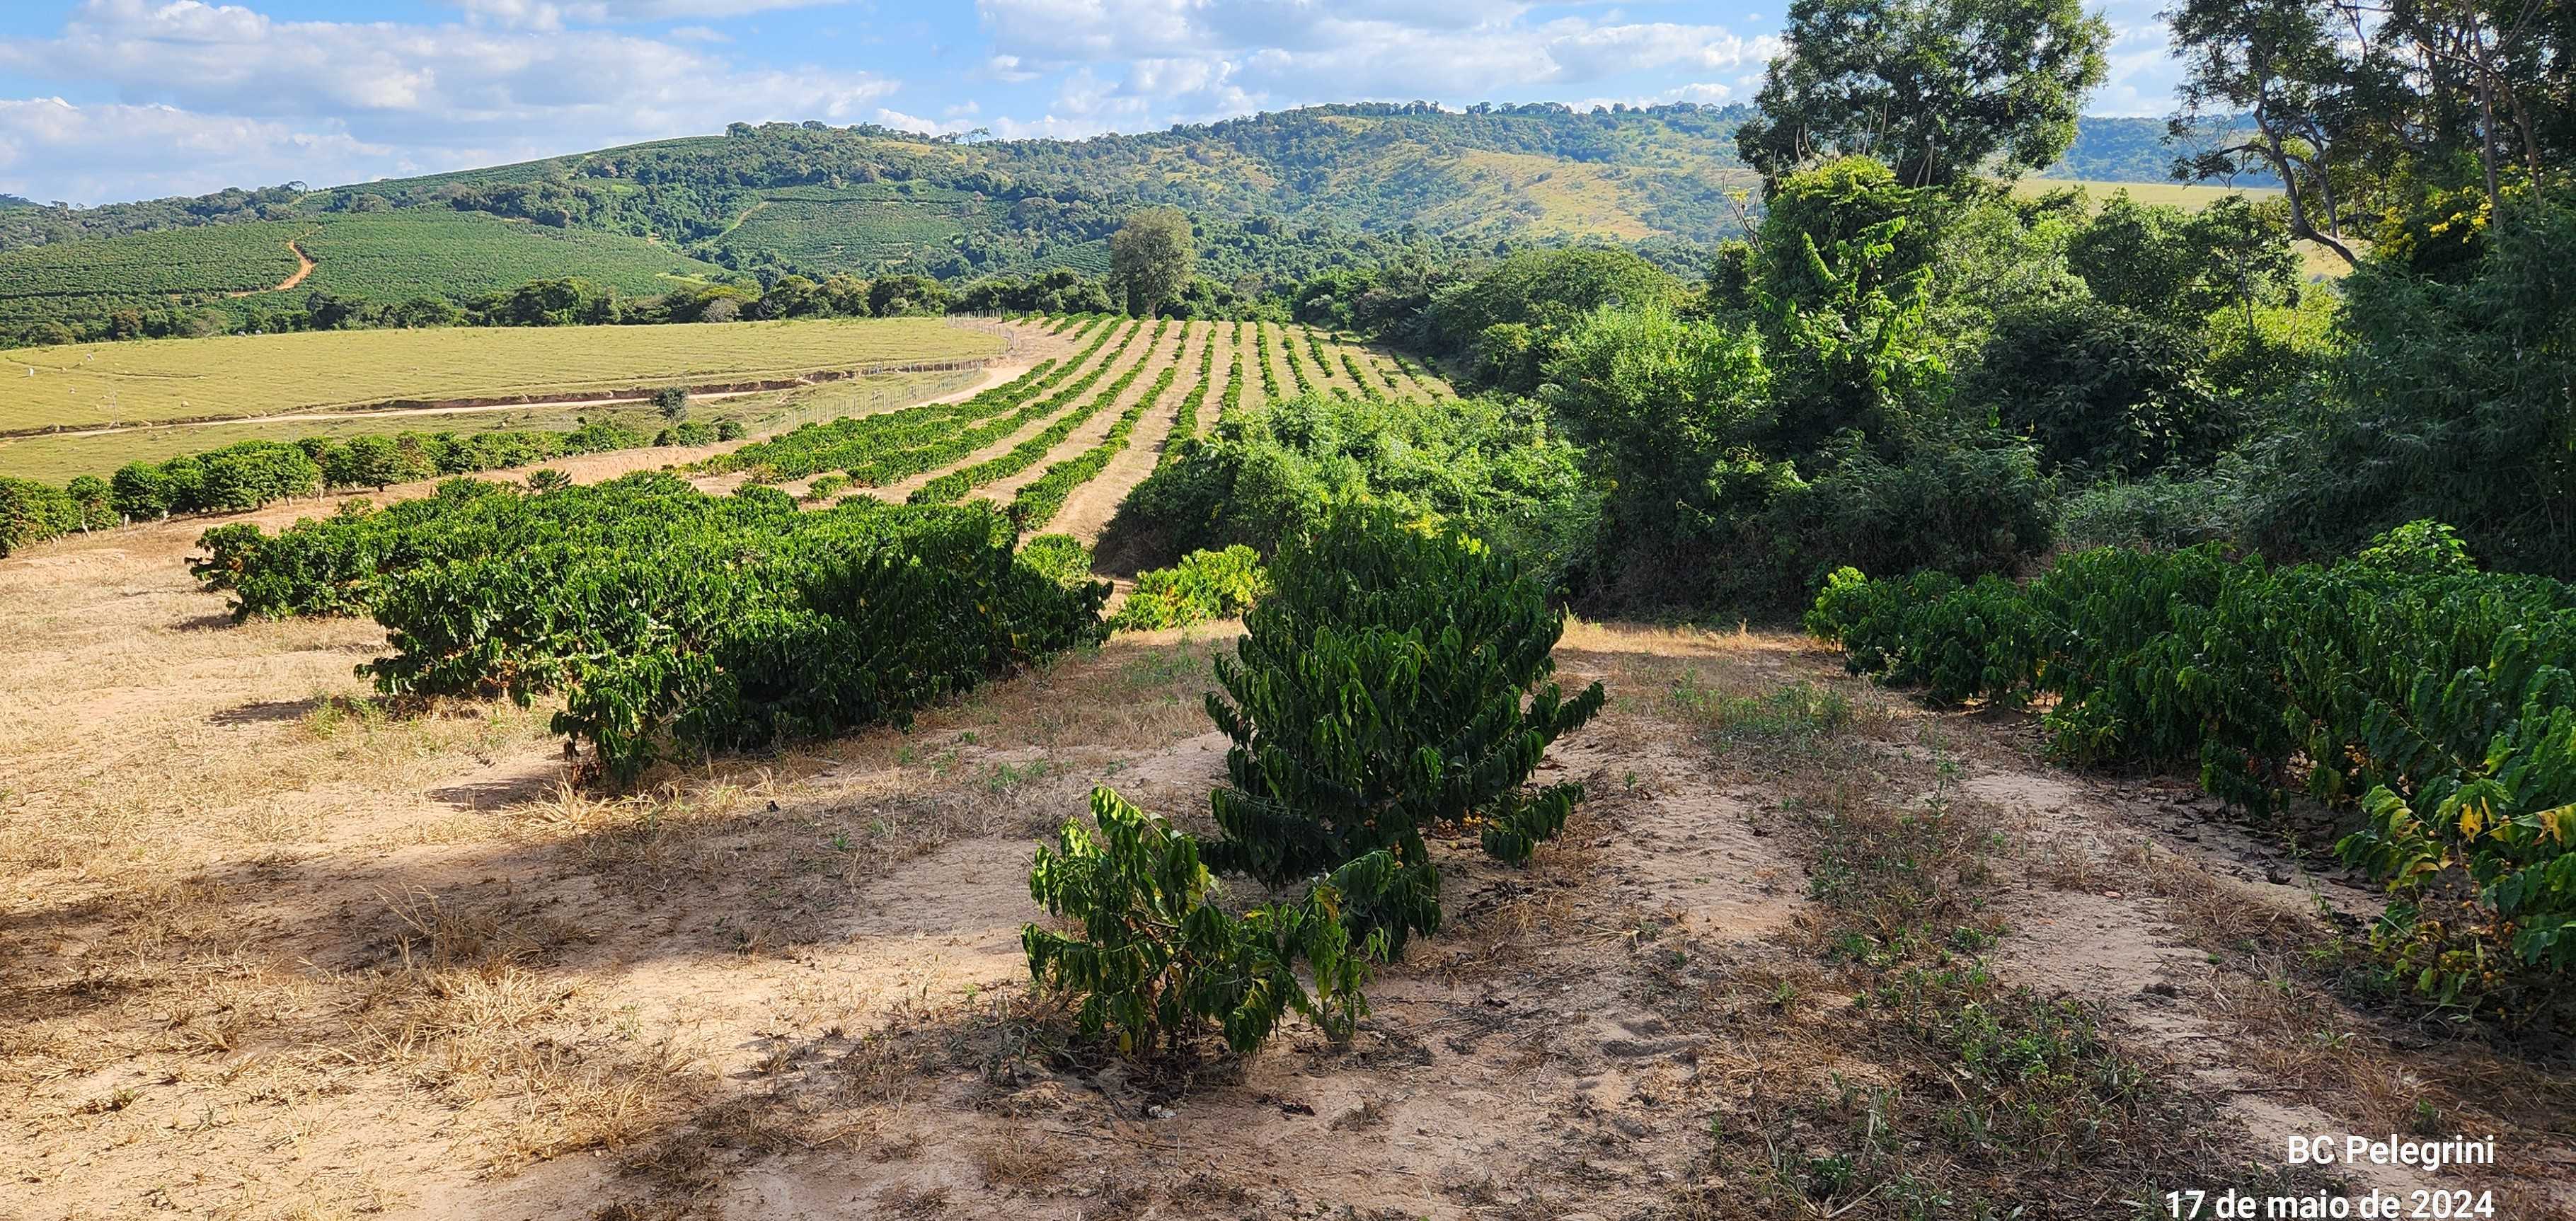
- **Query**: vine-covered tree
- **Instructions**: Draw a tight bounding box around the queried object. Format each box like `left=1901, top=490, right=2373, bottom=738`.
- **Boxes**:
left=1735, top=0, right=2110, bottom=187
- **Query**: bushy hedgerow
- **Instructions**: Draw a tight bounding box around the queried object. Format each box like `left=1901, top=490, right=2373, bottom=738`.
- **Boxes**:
left=193, top=472, right=1108, bottom=782
left=1108, top=391, right=1599, bottom=592
left=1809, top=522, right=2576, bottom=1019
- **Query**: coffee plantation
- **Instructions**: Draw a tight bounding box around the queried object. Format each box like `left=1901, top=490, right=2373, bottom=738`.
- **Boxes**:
left=194, top=471, right=1105, bottom=782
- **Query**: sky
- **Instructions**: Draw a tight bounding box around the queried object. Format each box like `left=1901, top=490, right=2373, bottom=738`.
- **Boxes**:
left=0, top=0, right=2191, bottom=207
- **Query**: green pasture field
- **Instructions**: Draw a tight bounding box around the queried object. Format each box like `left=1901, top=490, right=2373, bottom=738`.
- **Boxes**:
left=0, top=317, right=1005, bottom=433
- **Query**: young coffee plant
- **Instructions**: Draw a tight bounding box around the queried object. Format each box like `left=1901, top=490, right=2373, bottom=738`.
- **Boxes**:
left=1108, top=544, right=1268, bottom=631
left=1023, top=787, right=1381, bottom=1057
left=1204, top=502, right=1606, bottom=953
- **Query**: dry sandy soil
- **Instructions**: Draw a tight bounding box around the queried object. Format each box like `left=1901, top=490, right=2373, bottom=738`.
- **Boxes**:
left=3, top=320, right=2569, bottom=1221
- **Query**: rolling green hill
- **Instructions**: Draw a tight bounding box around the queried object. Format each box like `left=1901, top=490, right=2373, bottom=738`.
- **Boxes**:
left=0, top=211, right=728, bottom=337
left=0, top=105, right=2239, bottom=345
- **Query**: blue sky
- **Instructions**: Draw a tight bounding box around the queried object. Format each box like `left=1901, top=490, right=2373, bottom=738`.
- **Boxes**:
left=0, top=0, right=2190, bottom=206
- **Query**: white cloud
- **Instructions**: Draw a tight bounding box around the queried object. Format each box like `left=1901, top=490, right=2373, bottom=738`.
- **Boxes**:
left=447, top=0, right=853, bottom=28
left=0, top=0, right=900, bottom=198
left=985, top=113, right=1117, bottom=140
left=2087, top=6, right=2186, bottom=117
left=873, top=106, right=972, bottom=136
left=1568, top=81, right=1740, bottom=112
left=974, top=0, right=1773, bottom=115
left=0, top=97, right=386, bottom=203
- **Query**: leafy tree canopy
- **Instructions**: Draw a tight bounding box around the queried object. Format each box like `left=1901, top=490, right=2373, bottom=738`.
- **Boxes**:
left=1736, top=0, right=2110, bottom=187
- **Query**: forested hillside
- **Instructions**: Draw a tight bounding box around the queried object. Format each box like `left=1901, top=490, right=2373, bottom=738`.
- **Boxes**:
left=0, top=105, right=2250, bottom=350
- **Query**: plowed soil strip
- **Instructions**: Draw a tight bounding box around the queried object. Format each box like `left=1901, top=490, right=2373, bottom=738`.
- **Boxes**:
left=224, top=233, right=316, bottom=299
left=978, top=322, right=1185, bottom=508
left=1049, top=322, right=1211, bottom=544
left=869, top=319, right=1151, bottom=502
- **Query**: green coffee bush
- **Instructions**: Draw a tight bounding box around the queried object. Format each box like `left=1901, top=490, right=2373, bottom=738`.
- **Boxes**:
left=1204, top=502, right=1604, bottom=953
left=1019, top=533, right=1100, bottom=590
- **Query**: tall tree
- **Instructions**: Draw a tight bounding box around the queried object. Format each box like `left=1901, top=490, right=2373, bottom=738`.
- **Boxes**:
left=1109, top=208, right=1197, bottom=316
left=2166, top=0, right=2367, bottom=265
left=2168, top=0, right=2571, bottom=264
left=1735, top=0, right=2111, bottom=188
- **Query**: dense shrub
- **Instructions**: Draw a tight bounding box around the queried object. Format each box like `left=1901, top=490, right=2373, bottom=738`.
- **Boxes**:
left=1420, top=248, right=1685, bottom=395
left=2049, top=468, right=2246, bottom=553
left=653, top=420, right=717, bottom=446
left=1537, top=303, right=1770, bottom=593
left=194, top=472, right=1108, bottom=782
left=0, top=475, right=112, bottom=556
left=1968, top=299, right=2231, bottom=473
left=1018, top=533, right=1099, bottom=589
left=80, top=422, right=665, bottom=526
left=110, top=441, right=322, bottom=518
left=1204, top=504, right=1605, bottom=953
left=2243, top=195, right=2576, bottom=579
left=1110, top=391, right=1599, bottom=591
left=1754, top=439, right=2053, bottom=592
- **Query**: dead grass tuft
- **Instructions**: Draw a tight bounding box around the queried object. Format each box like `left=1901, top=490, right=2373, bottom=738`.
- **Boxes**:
left=974, top=1135, right=1070, bottom=1191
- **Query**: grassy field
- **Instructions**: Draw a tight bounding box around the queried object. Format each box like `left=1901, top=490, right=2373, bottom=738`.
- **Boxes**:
left=2013, top=177, right=2285, bottom=209
left=2011, top=177, right=2352, bottom=278
left=0, top=317, right=1005, bottom=433
left=0, top=211, right=731, bottom=332
left=0, top=369, right=974, bottom=482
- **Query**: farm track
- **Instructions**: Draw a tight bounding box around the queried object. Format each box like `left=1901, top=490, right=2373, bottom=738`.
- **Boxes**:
left=1048, top=322, right=1212, bottom=545
left=867, top=319, right=1151, bottom=502
left=223, top=233, right=316, bottom=299
left=8, top=555, right=2565, bottom=1218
